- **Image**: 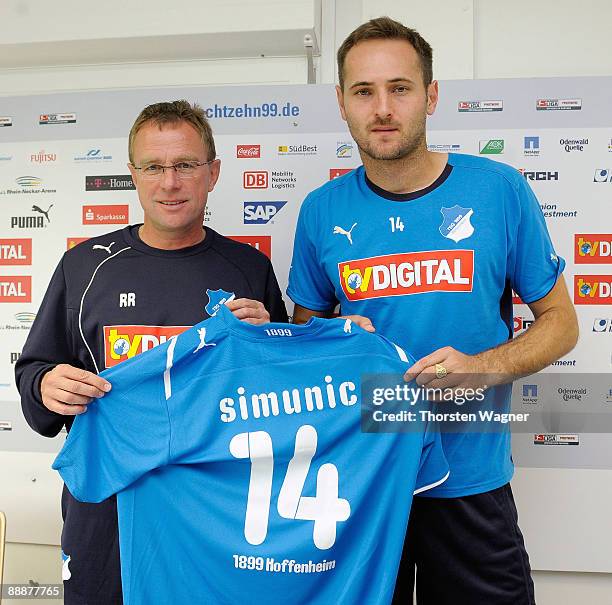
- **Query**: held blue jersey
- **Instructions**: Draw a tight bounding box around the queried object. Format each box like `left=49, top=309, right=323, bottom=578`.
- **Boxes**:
left=53, top=305, right=448, bottom=605
left=287, top=154, right=564, bottom=497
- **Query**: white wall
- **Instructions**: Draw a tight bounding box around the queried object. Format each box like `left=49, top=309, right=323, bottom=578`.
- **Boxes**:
left=1, top=1, right=611, bottom=603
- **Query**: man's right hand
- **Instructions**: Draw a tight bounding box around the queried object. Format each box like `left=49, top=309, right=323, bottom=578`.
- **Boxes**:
left=40, top=364, right=111, bottom=416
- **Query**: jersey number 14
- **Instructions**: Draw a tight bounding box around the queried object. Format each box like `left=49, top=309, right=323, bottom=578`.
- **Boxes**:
left=230, top=425, right=351, bottom=550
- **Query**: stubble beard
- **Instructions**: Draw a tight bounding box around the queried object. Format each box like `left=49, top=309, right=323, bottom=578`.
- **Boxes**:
left=349, top=117, right=427, bottom=162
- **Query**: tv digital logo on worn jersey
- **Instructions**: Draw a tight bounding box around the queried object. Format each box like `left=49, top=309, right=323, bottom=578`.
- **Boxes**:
left=574, top=275, right=612, bottom=305
left=338, top=250, right=474, bottom=301
left=243, top=171, right=268, bottom=189
left=104, top=325, right=189, bottom=367
left=0, top=239, right=32, bottom=265
left=237, top=145, right=261, bottom=158
left=575, top=235, right=611, bottom=264
left=0, top=276, right=31, bottom=303
left=227, top=235, right=272, bottom=259
left=85, top=175, right=135, bottom=191
left=82, top=205, right=129, bottom=225
left=243, top=201, right=287, bottom=224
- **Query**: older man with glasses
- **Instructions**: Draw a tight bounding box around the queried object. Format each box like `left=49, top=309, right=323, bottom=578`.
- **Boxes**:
left=15, top=100, right=288, bottom=605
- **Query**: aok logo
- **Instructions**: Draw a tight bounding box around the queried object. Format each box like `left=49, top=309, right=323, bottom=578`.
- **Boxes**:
left=575, top=235, right=612, bottom=264
left=574, top=275, right=612, bottom=305
left=104, top=325, right=189, bottom=368
left=338, top=250, right=474, bottom=301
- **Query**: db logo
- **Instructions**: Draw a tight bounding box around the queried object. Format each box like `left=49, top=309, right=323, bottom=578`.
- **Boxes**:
left=574, top=275, right=612, bottom=305
left=104, top=325, right=189, bottom=367
left=237, top=145, right=261, bottom=158
left=575, top=234, right=612, bottom=264
left=243, top=171, right=268, bottom=189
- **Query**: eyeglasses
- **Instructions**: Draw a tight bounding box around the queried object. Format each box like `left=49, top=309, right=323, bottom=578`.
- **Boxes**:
left=131, top=160, right=214, bottom=180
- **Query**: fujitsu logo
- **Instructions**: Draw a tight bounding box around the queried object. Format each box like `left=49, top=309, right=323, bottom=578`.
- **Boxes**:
left=237, top=145, right=261, bottom=158
left=31, top=150, right=57, bottom=163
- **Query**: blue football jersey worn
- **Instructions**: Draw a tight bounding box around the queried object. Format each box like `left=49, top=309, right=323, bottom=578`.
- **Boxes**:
left=53, top=306, right=448, bottom=605
left=288, top=154, right=564, bottom=498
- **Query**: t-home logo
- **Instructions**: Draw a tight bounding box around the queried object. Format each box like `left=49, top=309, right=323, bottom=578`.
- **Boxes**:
left=85, top=175, right=135, bottom=191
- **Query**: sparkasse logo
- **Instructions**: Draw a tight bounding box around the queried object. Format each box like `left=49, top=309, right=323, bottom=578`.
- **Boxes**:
left=243, top=171, right=268, bottom=189
left=237, top=145, right=261, bottom=159
left=0, top=276, right=32, bottom=302
left=82, top=205, right=129, bottom=225
left=0, top=239, right=32, bottom=265
left=575, top=234, right=612, bottom=264
left=243, top=202, right=287, bottom=225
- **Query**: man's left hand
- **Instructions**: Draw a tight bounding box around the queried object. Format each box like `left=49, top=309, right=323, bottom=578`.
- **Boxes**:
left=225, top=298, right=270, bottom=325
left=404, top=346, right=491, bottom=391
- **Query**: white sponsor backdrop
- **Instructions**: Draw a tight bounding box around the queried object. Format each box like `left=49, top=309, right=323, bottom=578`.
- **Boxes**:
left=0, top=80, right=610, bottom=571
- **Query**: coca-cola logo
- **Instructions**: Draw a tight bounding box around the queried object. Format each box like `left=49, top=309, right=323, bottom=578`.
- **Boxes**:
left=236, top=145, right=261, bottom=158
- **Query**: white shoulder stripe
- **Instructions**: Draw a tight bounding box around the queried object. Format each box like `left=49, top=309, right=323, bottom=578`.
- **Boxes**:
left=164, top=336, right=179, bottom=400
left=393, top=343, right=409, bottom=363
left=413, top=471, right=450, bottom=495
left=78, top=246, right=131, bottom=374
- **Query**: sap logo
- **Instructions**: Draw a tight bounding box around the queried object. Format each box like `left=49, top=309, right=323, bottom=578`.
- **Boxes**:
left=243, top=202, right=287, bottom=224
left=575, top=235, right=611, bottom=264
left=119, top=293, right=136, bottom=308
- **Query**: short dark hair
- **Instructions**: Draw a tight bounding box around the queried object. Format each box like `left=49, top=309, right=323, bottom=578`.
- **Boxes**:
left=128, top=100, right=216, bottom=163
left=337, top=16, right=433, bottom=89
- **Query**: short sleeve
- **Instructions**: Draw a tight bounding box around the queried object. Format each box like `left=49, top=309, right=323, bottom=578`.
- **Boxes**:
left=287, top=197, right=338, bottom=311
left=414, top=426, right=450, bottom=495
left=508, top=178, right=565, bottom=304
left=52, top=346, right=172, bottom=503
